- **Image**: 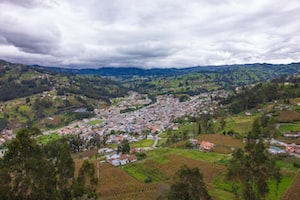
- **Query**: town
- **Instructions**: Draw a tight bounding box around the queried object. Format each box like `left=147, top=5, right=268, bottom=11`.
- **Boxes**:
left=46, top=90, right=227, bottom=146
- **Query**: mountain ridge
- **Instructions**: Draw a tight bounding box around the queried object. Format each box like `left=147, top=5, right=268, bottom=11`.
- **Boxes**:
left=27, top=61, right=300, bottom=77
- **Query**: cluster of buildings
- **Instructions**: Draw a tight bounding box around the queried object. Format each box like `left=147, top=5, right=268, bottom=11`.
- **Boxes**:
left=47, top=91, right=225, bottom=150
left=94, top=91, right=226, bottom=136
left=106, top=154, right=137, bottom=166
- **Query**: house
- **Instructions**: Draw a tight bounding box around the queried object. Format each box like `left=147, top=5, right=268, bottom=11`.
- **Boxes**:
left=199, top=141, right=215, bottom=151
left=0, top=149, right=6, bottom=158
left=283, top=132, right=300, bottom=138
left=147, top=135, right=154, bottom=140
left=106, top=154, right=137, bottom=166
left=110, top=159, right=121, bottom=166
left=128, top=155, right=137, bottom=162
left=286, top=144, right=300, bottom=154
left=119, top=154, right=130, bottom=165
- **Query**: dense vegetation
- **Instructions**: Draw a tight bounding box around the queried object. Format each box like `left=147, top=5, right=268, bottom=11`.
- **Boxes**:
left=165, top=165, right=211, bottom=200
left=224, top=75, right=300, bottom=114
left=0, top=128, right=98, bottom=199
left=227, top=119, right=281, bottom=200
left=0, top=60, right=128, bottom=102
left=0, top=62, right=52, bottom=101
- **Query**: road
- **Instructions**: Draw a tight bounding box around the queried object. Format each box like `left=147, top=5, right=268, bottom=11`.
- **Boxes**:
left=152, top=132, right=162, bottom=148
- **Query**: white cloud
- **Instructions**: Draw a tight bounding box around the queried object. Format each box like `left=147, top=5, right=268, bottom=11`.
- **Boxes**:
left=0, top=0, right=300, bottom=68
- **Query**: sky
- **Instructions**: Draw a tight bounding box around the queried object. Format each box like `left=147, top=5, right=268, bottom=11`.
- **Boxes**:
left=0, top=0, right=300, bottom=68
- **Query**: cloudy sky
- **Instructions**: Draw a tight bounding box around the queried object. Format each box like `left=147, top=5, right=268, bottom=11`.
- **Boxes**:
left=0, top=0, right=300, bottom=68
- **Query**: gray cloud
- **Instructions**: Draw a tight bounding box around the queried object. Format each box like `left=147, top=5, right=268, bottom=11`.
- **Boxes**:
left=0, top=0, right=300, bottom=68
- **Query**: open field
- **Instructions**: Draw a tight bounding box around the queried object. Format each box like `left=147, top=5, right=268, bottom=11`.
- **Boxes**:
left=277, top=110, right=300, bottom=122
left=281, top=174, right=300, bottom=200
left=278, top=123, right=300, bottom=133
left=224, top=115, right=256, bottom=136
left=131, top=139, right=154, bottom=148
left=35, top=133, right=60, bottom=145
left=97, top=163, right=159, bottom=200
left=87, top=119, right=104, bottom=126
left=197, top=134, right=244, bottom=153
left=72, top=138, right=299, bottom=200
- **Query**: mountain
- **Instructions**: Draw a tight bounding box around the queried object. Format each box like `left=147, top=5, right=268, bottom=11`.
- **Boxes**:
left=34, top=62, right=300, bottom=77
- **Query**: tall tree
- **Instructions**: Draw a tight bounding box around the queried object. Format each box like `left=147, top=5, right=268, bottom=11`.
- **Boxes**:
left=0, top=127, right=56, bottom=199
left=227, top=120, right=281, bottom=200
left=0, top=127, right=98, bottom=200
left=73, top=160, right=98, bottom=199
left=44, top=140, right=75, bottom=199
left=117, top=139, right=130, bottom=154
left=167, top=165, right=211, bottom=200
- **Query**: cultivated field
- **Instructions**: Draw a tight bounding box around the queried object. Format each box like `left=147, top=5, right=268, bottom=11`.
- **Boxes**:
left=72, top=134, right=300, bottom=200
left=277, top=110, right=300, bottom=122
left=281, top=174, right=300, bottom=200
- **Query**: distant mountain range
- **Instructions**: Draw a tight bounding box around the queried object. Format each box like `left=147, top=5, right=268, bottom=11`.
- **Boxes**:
left=29, top=62, right=300, bottom=77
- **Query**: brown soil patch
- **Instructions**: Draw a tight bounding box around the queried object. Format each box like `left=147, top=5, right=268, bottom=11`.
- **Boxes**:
left=281, top=174, right=300, bottom=200
left=72, top=149, right=98, bottom=159
left=278, top=110, right=300, bottom=122
left=196, top=134, right=244, bottom=148
left=97, top=163, right=159, bottom=200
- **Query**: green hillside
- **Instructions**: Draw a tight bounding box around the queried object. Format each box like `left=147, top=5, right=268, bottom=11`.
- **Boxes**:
left=0, top=60, right=128, bottom=130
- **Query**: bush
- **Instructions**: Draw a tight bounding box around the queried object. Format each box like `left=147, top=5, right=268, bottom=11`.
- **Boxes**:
left=144, top=176, right=152, bottom=183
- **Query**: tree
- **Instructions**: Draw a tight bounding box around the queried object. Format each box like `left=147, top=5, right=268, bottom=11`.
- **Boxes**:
left=0, top=127, right=56, bottom=199
left=220, top=118, right=226, bottom=131
left=25, top=97, right=30, bottom=104
left=227, top=120, right=281, bottom=200
left=73, top=160, right=98, bottom=199
left=44, top=140, right=75, bottom=199
left=167, top=165, right=211, bottom=200
left=0, top=127, right=98, bottom=199
left=0, top=118, right=8, bottom=131
left=197, top=121, right=202, bottom=135
left=117, top=139, right=130, bottom=154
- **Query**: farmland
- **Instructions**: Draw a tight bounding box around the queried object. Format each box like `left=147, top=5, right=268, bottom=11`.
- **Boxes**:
left=278, top=123, right=300, bottom=133
left=281, top=174, right=300, bottom=200
left=224, top=115, right=256, bottom=136
left=71, top=132, right=299, bottom=199
left=72, top=140, right=299, bottom=200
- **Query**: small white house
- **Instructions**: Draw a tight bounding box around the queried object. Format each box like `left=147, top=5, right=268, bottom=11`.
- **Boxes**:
left=147, top=135, right=154, bottom=140
left=111, top=159, right=120, bottom=166
left=0, top=149, right=6, bottom=158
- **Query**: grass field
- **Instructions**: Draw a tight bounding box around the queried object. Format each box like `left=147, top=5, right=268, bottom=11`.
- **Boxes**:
left=268, top=176, right=294, bottom=200
left=36, top=133, right=60, bottom=145
left=87, top=119, right=104, bottom=126
left=225, top=115, right=256, bottom=136
left=281, top=174, right=300, bottom=200
left=131, top=139, right=154, bottom=148
left=278, top=123, right=300, bottom=133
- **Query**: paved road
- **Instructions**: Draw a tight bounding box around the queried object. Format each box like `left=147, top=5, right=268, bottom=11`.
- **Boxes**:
left=152, top=132, right=162, bottom=148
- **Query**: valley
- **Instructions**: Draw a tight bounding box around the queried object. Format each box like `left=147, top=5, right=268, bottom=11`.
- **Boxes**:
left=1, top=60, right=300, bottom=199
